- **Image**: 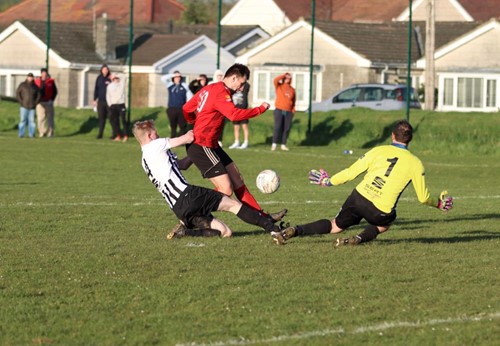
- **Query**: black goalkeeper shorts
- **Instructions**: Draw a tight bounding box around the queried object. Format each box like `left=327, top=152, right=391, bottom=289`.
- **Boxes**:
left=335, top=189, right=397, bottom=229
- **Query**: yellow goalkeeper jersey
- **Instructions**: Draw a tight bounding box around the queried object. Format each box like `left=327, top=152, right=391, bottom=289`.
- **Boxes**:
left=331, top=144, right=436, bottom=213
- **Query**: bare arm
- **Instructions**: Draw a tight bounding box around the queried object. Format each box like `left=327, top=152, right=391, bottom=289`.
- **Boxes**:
left=168, top=130, right=194, bottom=148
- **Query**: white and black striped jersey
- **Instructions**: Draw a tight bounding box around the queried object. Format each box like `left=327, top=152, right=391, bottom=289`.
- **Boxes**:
left=141, top=138, right=189, bottom=209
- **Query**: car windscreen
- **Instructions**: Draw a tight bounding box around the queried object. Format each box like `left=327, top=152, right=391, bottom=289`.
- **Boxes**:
left=334, top=88, right=361, bottom=103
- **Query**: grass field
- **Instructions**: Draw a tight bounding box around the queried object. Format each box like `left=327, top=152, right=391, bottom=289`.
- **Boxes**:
left=0, top=101, right=499, bottom=345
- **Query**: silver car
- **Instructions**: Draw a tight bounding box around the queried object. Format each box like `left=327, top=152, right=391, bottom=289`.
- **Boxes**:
left=311, top=84, right=421, bottom=112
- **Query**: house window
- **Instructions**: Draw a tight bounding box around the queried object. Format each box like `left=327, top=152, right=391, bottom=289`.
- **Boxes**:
left=252, top=70, right=319, bottom=111
left=257, top=73, right=267, bottom=100
left=457, top=77, right=482, bottom=108
left=443, top=78, right=454, bottom=106
left=0, top=75, right=6, bottom=96
left=486, top=79, right=497, bottom=108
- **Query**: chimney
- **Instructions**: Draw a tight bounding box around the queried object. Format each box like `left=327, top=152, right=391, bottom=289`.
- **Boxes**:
left=95, top=13, right=116, bottom=60
left=146, top=0, right=155, bottom=23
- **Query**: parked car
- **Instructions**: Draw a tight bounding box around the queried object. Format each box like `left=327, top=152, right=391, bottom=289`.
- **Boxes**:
left=311, top=84, right=421, bottom=112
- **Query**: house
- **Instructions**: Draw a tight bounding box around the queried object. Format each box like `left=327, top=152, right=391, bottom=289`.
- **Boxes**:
left=129, top=34, right=237, bottom=107
left=221, top=0, right=334, bottom=34
left=0, top=18, right=266, bottom=108
left=0, top=19, right=119, bottom=108
left=221, top=0, right=500, bottom=32
left=236, top=18, right=499, bottom=112
left=397, top=0, right=500, bottom=22
left=0, top=0, right=185, bottom=27
left=416, top=18, right=500, bottom=112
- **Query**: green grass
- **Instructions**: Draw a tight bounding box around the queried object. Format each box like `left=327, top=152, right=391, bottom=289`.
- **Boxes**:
left=0, top=100, right=499, bottom=345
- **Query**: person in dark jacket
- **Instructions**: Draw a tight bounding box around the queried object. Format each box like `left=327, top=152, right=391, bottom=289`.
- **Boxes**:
left=16, top=73, right=41, bottom=138
left=93, top=64, right=112, bottom=139
left=160, top=71, right=193, bottom=138
left=34, top=68, right=58, bottom=137
left=188, top=74, right=208, bottom=94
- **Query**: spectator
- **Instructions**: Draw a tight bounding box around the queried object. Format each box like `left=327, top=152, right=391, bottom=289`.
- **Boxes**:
left=16, top=73, right=41, bottom=138
left=188, top=74, right=208, bottom=94
left=93, top=64, right=112, bottom=139
left=228, top=81, right=251, bottom=149
left=106, top=74, right=128, bottom=141
left=272, top=72, right=296, bottom=151
left=160, top=71, right=193, bottom=138
left=34, top=68, right=58, bottom=137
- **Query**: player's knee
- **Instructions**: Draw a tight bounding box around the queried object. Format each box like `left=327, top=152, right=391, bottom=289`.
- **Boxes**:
left=331, top=219, right=344, bottom=233
left=377, top=225, right=390, bottom=233
left=221, top=228, right=232, bottom=238
left=217, top=186, right=234, bottom=197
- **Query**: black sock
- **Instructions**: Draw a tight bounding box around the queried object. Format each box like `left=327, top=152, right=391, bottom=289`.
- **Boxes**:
left=295, top=219, right=332, bottom=236
left=356, top=225, right=380, bottom=243
left=185, top=229, right=221, bottom=237
left=236, top=205, right=275, bottom=232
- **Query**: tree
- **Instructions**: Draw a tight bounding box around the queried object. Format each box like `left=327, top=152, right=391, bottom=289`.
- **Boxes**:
left=179, top=0, right=237, bottom=24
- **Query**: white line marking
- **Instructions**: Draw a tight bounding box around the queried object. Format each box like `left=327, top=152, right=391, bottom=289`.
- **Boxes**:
left=175, top=312, right=500, bottom=346
left=1, top=195, right=499, bottom=208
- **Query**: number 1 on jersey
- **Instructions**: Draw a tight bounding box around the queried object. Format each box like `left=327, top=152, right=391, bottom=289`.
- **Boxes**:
left=385, top=157, right=399, bottom=177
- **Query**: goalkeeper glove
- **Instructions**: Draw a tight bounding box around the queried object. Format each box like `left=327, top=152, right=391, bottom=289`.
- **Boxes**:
left=437, top=190, right=453, bottom=211
left=309, top=169, right=332, bottom=187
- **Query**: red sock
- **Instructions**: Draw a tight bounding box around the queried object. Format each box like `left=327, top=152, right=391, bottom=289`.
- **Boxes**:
left=234, top=185, right=263, bottom=212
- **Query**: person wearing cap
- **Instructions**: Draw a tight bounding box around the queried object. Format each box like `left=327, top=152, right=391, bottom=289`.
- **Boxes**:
left=160, top=71, right=193, bottom=138
left=16, top=73, right=41, bottom=138
left=34, top=68, right=58, bottom=137
left=93, top=64, right=112, bottom=139
left=106, top=74, right=128, bottom=141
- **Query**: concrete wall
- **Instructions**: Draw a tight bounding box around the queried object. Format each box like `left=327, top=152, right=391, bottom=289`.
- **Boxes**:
left=435, top=28, right=500, bottom=69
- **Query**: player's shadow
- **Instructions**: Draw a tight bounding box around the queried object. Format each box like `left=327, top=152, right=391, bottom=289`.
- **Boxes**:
left=64, top=115, right=99, bottom=136
left=361, top=115, right=427, bottom=148
left=301, top=118, right=354, bottom=146
left=395, top=213, right=499, bottom=227
left=134, top=110, right=160, bottom=123
left=64, top=110, right=161, bottom=137
left=361, top=123, right=393, bottom=148
left=232, top=229, right=269, bottom=237
left=378, top=230, right=500, bottom=245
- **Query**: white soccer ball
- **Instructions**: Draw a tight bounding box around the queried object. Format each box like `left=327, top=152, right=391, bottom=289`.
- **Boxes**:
left=256, top=169, right=280, bottom=194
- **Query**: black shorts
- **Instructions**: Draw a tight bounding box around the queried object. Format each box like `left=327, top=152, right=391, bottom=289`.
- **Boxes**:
left=171, top=185, right=224, bottom=229
left=335, top=189, right=397, bottom=229
left=186, top=143, right=233, bottom=179
left=232, top=119, right=249, bottom=125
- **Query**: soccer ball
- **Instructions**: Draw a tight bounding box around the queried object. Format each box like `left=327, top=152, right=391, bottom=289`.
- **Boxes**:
left=256, top=169, right=280, bottom=194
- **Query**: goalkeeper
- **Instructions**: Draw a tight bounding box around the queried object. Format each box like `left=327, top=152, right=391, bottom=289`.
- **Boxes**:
left=273, top=119, right=453, bottom=246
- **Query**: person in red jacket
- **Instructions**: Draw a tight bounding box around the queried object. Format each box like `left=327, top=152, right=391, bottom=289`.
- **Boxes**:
left=182, top=63, right=287, bottom=222
left=272, top=72, right=296, bottom=151
left=34, top=68, right=58, bottom=137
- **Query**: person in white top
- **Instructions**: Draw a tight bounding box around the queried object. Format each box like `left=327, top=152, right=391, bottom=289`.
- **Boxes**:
left=132, top=119, right=283, bottom=239
left=106, top=74, right=128, bottom=141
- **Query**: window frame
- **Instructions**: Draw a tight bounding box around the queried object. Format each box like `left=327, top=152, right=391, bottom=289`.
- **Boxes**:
left=251, top=67, right=322, bottom=111
left=438, top=72, right=500, bottom=112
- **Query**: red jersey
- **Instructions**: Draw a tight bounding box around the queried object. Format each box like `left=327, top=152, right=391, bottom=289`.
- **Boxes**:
left=183, top=82, right=267, bottom=148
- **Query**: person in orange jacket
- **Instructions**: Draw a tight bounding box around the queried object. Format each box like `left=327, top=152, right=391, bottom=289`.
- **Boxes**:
left=272, top=72, right=296, bottom=151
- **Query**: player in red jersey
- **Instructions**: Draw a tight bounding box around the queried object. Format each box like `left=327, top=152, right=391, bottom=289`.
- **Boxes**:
left=183, top=63, right=287, bottom=222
